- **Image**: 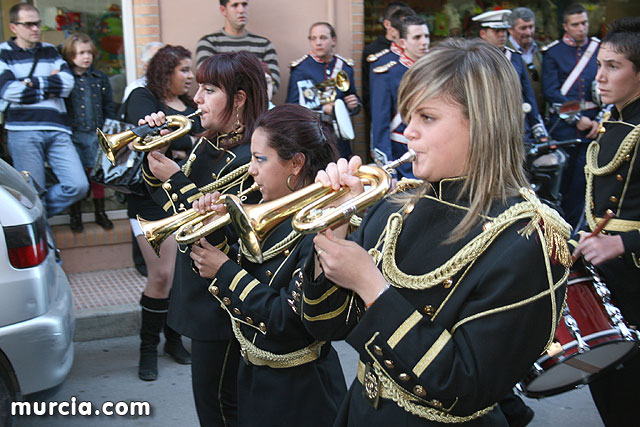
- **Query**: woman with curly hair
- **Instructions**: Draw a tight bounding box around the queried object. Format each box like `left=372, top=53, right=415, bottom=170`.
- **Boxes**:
left=124, top=44, right=202, bottom=381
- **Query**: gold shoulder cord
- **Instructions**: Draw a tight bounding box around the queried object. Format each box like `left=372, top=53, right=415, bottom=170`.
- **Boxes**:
left=238, top=230, right=303, bottom=264
left=584, top=119, right=640, bottom=230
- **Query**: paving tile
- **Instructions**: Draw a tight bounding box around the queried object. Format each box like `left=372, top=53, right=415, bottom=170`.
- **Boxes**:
left=68, top=267, right=146, bottom=311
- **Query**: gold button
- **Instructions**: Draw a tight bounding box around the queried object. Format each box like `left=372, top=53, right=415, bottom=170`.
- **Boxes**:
left=245, top=316, right=253, bottom=325
left=298, top=271, right=304, bottom=280
left=413, top=385, right=426, bottom=397
left=162, top=182, right=171, bottom=190
left=443, top=278, right=453, bottom=289
left=233, top=307, right=241, bottom=315
left=430, top=399, right=443, bottom=409
left=210, top=286, right=219, bottom=295
left=292, top=291, right=300, bottom=302
left=179, top=203, right=185, bottom=210
left=373, top=345, right=383, bottom=356
left=617, top=174, right=624, bottom=181
left=295, top=280, right=302, bottom=290
left=287, top=299, right=299, bottom=315
left=423, top=305, right=436, bottom=317
left=171, top=193, right=179, bottom=202
left=284, top=249, right=290, bottom=256
left=399, top=373, right=410, bottom=382
left=259, top=322, right=266, bottom=332
left=222, top=297, right=231, bottom=306
left=189, top=153, right=196, bottom=161
left=609, top=196, right=618, bottom=203
left=225, top=157, right=231, bottom=163
left=625, top=154, right=632, bottom=161
left=211, top=172, right=217, bottom=180
left=384, top=359, right=394, bottom=369
left=266, top=270, right=273, bottom=278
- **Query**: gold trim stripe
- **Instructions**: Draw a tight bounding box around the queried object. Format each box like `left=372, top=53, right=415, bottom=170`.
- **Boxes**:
left=412, top=330, right=451, bottom=377
left=239, top=279, right=260, bottom=301
left=162, top=200, right=173, bottom=211
left=187, top=192, right=204, bottom=204
left=303, top=296, right=349, bottom=321
left=599, top=217, right=640, bottom=232
left=229, top=270, right=248, bottom=292
left=303, top=286, right=339, bottom=305
left=387, top=311, right=422, bottom=349
left=180, top=183, right=197, bottom=194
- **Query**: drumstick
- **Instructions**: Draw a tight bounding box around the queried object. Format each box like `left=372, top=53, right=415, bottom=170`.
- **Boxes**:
left=571, top=209, right=615, bottom=264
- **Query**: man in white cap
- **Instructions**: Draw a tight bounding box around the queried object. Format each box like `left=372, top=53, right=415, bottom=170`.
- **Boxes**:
left=474, top=9, right=548, bottom=145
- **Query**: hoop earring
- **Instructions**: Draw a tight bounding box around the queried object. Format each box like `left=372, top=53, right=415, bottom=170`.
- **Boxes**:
left=286, top=174, right=296, bottom=192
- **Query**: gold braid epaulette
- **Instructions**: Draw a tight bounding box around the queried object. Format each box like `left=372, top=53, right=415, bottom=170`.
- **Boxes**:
left=380, top=188, right=572, bottom=291
left=584, top=118, right=640, bottom=230
left=230, top=316, right=325, bottom=368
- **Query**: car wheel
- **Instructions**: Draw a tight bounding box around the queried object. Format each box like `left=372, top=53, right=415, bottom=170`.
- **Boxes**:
left=0, top=372, right=14, bottom=427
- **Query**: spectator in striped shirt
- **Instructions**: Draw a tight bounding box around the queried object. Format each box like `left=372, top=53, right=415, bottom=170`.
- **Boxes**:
left=0, top=3, right=88, bottom=218
left=196, top=0, right=280, bottom=94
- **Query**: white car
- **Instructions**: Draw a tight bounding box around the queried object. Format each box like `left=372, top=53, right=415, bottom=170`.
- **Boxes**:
left=0, top=158, right=75, bottom=426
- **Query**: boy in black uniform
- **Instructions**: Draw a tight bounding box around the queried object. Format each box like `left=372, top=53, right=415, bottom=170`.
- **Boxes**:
left=572, top=17, right=640, bottom=427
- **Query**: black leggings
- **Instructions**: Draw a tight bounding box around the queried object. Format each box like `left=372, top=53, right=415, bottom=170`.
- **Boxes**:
left=191, top=338, right=240, bottom=427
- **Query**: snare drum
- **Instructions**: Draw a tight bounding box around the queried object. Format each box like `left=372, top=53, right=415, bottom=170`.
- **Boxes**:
left=332, top=99, right=355, bottom=141
left=517, top=261, right=639, bottom=397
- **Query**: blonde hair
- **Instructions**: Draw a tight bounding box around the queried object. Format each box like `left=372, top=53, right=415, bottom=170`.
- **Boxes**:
left=397, top=38, right=528, bottom=241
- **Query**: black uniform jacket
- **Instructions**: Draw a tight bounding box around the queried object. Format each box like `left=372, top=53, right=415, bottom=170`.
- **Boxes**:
left=145, top=136, right=258, bottom=341
left=302, top=179, right=570, bottom=425
left=583, top=96, right=640, bottom=326
left=211, top=219, right=347, bottom=426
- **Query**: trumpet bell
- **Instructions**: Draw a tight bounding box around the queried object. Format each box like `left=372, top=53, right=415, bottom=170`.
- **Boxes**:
left=97, top=128, right=142, bottom=166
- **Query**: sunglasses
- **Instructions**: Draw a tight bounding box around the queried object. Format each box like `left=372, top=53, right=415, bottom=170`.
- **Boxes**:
left=13, top=21, right=42, bottom=29
left=527, top=63, right=539, bottom=82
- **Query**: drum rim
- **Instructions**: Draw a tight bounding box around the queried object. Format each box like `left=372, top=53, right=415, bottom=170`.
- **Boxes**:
left=518, top=340, right=639, bottom=398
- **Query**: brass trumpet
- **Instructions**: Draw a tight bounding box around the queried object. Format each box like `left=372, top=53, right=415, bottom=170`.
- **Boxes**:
left=97, top=110, right=201, bottom=165
left=291, top=150, right=416, bottom=234
left=137, top=182, right=257, bottom=257
left=223, top=150, right=416, bottom=262
left=306, top=70, right=350, bottom=105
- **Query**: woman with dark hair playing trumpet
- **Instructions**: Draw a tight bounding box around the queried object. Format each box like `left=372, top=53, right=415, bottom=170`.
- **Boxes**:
left=139, top=51, right=267, bottom=425
left=301, top=38, right=572, bottom=425
left=188, top=104, right=347, bottom=426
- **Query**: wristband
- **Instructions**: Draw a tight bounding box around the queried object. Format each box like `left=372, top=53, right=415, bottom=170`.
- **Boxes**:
left=365, top=282, right=391, bottom=309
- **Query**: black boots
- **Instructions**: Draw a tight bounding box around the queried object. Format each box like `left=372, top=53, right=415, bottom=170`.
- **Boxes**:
left=69, top=201, right=83, bottom=233
left=139, top=294, right=168, bottom=381
left=93, top=198, right=113, bottom=230
left=164, top=324, right=192, bottom=365
left=138, top=294, right=191, bottom=381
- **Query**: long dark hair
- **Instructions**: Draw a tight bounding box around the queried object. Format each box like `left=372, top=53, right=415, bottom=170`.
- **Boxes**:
left=196, top=52, right=268, bottom=148
left=146, top=45, right=196, bottom=109
left=254, top=104, right=339, bottom=189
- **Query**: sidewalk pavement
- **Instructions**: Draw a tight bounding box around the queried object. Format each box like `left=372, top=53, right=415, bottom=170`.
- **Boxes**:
left=69, top=267, right=145, bottom=341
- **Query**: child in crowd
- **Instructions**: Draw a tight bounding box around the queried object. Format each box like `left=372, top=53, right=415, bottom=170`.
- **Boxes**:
left=61, top=32, right=116, bottom=232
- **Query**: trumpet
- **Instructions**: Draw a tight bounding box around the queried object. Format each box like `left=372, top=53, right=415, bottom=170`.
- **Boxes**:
left=291, top=150, right=416, bottom=234
left=223, top=150, right=416, bottom=262
left=97, top=110, right=201, bottom=165
left=137, top=182, right=257, bottom=257
left=305, top=70, right=350, bottom=105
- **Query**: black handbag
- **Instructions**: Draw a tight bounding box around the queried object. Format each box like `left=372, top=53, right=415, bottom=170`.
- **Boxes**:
left=90, top=118, right=146, bottom=195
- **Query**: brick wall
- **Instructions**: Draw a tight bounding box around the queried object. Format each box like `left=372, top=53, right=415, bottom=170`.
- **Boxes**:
left=131, top=0, right=161, bottom=78
left=351, top=0, right=367, bottom=159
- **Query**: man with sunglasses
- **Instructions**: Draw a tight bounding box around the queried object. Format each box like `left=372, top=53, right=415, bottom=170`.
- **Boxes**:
left=507, top=7, right=544, bottom=115
left=0, top=4, right=87, bottom=218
